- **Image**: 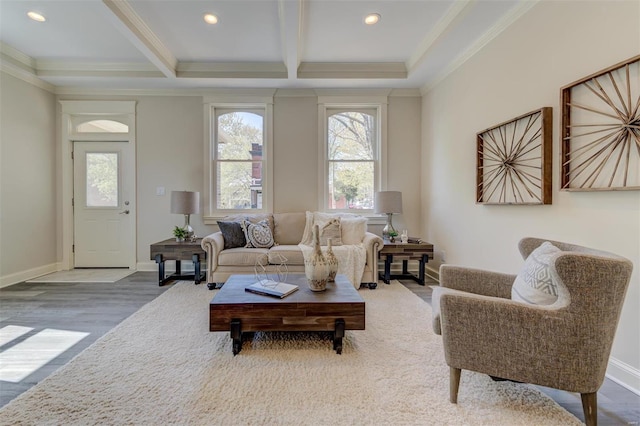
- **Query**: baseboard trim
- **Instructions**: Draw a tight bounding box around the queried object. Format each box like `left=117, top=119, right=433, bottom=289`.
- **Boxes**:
left=607, top=356, right=640, bottom=396
left=0, top=263, right=60, bottom=288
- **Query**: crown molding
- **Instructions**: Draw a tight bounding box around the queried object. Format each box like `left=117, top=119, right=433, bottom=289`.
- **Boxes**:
left=0, top=43, right=55, bottom=92
left=298, top=62, right=407, bottom=79
left=177, top=62, right=287, bottom=79
left=407, top=0, right=473, bottom=73
left=421, top=0, right=539, bottom=94
left=101, top=0, right=176, bottom=78
left=36, top=61, right=165, bottom=78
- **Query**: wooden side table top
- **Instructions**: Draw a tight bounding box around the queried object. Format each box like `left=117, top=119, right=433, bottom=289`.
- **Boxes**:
left=149, top=238, right=206, bottom=261
left=378, top=241, right=434, bottom=260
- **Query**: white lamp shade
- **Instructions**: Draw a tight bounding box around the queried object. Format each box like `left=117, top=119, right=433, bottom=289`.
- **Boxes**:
left=374, top=191, right=402, bottom=214
left=170, top=191, right=200, bottom=215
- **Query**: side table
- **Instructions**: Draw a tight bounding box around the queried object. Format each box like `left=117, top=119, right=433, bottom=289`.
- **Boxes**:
left=150, top=238, right=207, bottom=286
left=378, top=241, right=434, bottom=286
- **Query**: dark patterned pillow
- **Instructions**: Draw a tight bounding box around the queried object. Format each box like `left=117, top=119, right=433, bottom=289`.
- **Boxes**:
left=242, top=219, right=275, bottom=248
left=217, top=221, right=246, bottom=249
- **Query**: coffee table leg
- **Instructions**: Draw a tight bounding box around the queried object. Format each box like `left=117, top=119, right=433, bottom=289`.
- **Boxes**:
left=231, top=319, right=242, bottom=355
left=333, top=319, right=345, bottom=354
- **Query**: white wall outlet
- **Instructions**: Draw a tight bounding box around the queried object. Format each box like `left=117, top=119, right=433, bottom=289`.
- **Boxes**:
left=156, top=186, right=165, bottom=196
left=440, top=250, right=446, bottom=263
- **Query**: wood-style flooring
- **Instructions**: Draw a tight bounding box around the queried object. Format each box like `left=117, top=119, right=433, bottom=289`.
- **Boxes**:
left=0, top=272, right=638, bottom=425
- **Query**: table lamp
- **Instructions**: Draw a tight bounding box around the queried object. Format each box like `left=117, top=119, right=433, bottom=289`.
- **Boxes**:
left=374, top=191, right=402, bottom=241
left=171, top=190, right=200, bottom=240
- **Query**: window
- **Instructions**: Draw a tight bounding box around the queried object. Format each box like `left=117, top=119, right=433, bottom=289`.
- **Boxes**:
left=204, top=98, right=273, bottom=221
left=319, top=98, right=387, bottom=212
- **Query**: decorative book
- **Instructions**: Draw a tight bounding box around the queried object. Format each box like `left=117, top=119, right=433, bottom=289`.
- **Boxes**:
left=245, top=281, right=299, bottom=299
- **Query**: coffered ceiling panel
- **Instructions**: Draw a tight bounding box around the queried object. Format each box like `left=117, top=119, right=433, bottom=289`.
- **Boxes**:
left=0, top=0, right=534, bottom=93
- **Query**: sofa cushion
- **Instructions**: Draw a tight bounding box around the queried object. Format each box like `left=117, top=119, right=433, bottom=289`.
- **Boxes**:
left=242, top=219, right=275, bottom=248
left=512, top=241, right=561, bottom=305
left=273, top=212, right=306, bottom=245
left=218, top=247, right=270, bottom=266
left=223, top=213, right=274, bottom=233
left=217, top=221, right=246, bottom=249
left=268, top=245, right=305, bottom=265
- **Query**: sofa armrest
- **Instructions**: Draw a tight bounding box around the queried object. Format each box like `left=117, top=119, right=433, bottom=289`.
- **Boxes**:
left=362, top=232, right=384, bottom=279
left=201, top=232, right=224, bottom=273
left=439, top=264, right=515, bottom=299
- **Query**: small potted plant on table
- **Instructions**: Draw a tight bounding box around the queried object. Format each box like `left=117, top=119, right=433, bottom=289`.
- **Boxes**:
left=173, top=226, right=187, bottom=242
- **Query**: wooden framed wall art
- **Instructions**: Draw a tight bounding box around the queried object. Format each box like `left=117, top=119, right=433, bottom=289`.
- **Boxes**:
left=561, top=55, right=640, bottom=191
left=476, top=107, right=552, bottom=205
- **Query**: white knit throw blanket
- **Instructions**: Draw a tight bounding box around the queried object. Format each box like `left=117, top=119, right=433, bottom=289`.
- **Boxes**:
left=299, top=243, right=367, bottom=288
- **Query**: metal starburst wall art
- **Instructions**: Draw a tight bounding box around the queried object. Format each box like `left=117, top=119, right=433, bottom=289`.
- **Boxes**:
left=476, top=107, right=553, bottom=205
left=561, top=55, right=640, bottom=191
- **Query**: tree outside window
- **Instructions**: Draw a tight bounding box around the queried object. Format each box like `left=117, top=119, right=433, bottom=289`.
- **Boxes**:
left=327, top=111, right=376, bottom=210
left=215, top=111, right=264, bottom=210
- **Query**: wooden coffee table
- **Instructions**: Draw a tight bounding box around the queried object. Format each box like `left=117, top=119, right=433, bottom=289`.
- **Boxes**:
left=209, top=274, right=365, bottom=355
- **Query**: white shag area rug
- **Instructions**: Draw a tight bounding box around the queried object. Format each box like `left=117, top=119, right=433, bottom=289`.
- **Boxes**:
left=0, top=280, right=580, bottom=425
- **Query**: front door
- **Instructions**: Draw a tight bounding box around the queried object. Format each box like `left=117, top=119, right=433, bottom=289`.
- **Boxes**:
left=73, top=141, right=134, bottom=267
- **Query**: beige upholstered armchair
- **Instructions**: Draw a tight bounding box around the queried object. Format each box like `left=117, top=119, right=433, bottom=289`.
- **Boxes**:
left=432, top=237, right=633, bottom=426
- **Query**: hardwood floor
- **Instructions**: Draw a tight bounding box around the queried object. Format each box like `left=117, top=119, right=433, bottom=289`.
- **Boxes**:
left=0, top=272, right=638, bottom=425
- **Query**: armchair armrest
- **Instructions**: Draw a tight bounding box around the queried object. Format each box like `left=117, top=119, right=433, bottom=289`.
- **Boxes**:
left=438, top=292, right=600, bottom=392
left=362, top=232, right=384, bottom=278
left=439, top=265, right=515, bottom=299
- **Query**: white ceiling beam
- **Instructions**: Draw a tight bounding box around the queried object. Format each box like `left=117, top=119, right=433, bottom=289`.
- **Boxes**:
left=278, top=0, right=304, bottom=80
left=0, top=43, right=55, bottom=92
left=298, top=62, right=407, bottom=79
left=177, top=62, right=287, bottom=79
left=100, top=0, right=177, bottom=78
left=406, top=0, right=475, bottom=73
left=36, top=61, right=165, bottom=78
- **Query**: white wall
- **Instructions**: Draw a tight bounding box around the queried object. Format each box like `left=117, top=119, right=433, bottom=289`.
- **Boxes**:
left=422, top=0, right=640, bottom=391
left=0, top=73, right=57, bottom=286
left=56, top=91, right=423, bottom=271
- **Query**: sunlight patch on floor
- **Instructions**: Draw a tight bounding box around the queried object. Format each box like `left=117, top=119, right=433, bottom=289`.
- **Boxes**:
left=0, top=327, right=89, bottom=382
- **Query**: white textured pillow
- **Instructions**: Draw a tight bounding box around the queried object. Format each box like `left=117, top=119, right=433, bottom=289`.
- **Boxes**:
left=341, top=217, right=367, bottom=245
left=300, top=211, right=364, bottom=245
left=511, top=242, right=561, bottom=305
left=317, top=218, right=342, bottom=245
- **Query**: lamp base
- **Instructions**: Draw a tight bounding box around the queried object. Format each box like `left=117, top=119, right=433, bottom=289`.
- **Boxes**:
left=382, top=213, right=397, bottom=242
left=183, top=215, right=195, bottom=240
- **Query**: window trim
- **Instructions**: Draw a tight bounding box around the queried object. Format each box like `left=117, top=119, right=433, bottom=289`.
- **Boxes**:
left=203, top=100, right=273, bottom=223
left=317, top=96, right=388, bottom=217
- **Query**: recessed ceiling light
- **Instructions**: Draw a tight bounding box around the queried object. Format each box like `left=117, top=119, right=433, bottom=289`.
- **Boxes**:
left=204, top=13, right=218, bottom=24
left=364, top=13, right=380, bottom=25
left=27, top=11, right=46, bottom=22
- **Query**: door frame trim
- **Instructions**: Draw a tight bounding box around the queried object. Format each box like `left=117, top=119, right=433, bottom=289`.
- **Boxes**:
left=59, top=101, right=137, bottom=270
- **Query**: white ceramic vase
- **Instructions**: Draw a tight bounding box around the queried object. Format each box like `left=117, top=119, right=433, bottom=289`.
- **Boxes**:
left=325, top=238, right=338, bottom=282
left=305, top=224, right=329, bottom=291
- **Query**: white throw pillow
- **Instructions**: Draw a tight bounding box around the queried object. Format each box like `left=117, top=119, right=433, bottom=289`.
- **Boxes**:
left=317, top=218, right=342, bottom=246
left=300, top=211, right=362, bottom=245
left=340, top=217, right=367, bottom=245
left=511, top=241, right=561, bottom=305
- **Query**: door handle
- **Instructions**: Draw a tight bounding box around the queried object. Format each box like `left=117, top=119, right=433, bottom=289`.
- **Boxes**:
left=119, top=210, right=130, bottom=215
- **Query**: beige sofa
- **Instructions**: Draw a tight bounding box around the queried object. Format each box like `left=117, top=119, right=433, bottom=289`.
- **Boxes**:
left=201, top=212, right=383, bottom=289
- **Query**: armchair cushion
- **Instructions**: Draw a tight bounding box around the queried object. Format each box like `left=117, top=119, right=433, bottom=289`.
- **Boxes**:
left=217, top=221, right=246, bottom=249
left=511, top=241, right=561, bottom=305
